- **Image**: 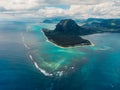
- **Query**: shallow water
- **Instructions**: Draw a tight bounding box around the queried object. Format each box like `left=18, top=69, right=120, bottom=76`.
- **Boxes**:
left=0, top=21, right=120, bottom=90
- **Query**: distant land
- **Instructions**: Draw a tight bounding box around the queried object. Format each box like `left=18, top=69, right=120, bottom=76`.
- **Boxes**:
left=42, top=19, right=91, bottom=47
left=83, top=18, right=120, bottom=34
left=42, top=17, right=86, bottom=24
left=42, top=17, right=120, bottom=33
left=42, top=17, right=66, bottom=24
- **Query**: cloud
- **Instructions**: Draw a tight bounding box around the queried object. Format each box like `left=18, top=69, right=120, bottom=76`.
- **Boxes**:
left=0, top=0, right=119, bottom=19
left=0, top=0, right=41, bottom=10
left=35, top=1, right=120, bottom=19
left=41, top=0, right=115, bottom=5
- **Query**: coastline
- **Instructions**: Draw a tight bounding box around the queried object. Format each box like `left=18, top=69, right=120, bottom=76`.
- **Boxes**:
left=41, top=30, right=95, bottom=49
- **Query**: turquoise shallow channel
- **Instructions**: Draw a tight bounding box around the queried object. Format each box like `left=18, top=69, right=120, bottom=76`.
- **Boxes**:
left=23, top=23, right=120, bottom=79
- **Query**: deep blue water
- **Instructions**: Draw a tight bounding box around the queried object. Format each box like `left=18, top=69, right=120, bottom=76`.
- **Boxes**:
left=0, top=21, right=120, bottom=90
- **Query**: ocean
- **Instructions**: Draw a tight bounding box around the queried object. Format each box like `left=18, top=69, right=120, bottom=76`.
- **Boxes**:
left=0, top=21, right=120, bottom=90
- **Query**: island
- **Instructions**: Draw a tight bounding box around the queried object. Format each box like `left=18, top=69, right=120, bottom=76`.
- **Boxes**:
left=42, top=19, right=91, bottom=47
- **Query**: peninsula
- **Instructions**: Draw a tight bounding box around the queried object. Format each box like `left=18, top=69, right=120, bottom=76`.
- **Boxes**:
left=42, top=19, right=91, bottom=47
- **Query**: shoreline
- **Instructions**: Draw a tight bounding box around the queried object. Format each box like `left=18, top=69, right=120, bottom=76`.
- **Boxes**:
left=41, top=30, right=95, bottom=49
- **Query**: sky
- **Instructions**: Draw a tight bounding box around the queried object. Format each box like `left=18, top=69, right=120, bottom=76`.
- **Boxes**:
left=0, top=0, right=120, bottom=19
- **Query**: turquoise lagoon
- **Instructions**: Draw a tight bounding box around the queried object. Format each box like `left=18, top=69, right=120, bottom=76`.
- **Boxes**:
left=23, top=23, right=120, bottom=80
left=0, top=21, right=120, bottom=90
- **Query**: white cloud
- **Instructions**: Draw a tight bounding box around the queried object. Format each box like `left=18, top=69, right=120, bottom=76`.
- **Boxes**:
left=37, top=7, right=66, bottom=18
left=35, top=1, right=120, bottom=19
left=40, top=0, right=115, bottom=5
left=0, top=0, right=41, bottom=10
left=0, top=0, right=119, bottom=19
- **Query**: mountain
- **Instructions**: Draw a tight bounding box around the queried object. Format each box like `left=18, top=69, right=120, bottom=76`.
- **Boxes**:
left=54, top=19, right=97, bottom=35
left=85, top=18, right=104, bottom=23
left=83, top=18, right=120, bottom=33
left=42, top=17, right=86, bottom=24
left=100, top=19, right=120, bottom=29
left=54, top=19, right=82, bottom=35
left=42, top=19, right=91, bottom=47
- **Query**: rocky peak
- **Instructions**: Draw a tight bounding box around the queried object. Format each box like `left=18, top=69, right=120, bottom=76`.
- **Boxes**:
left=55, top=19, right=81, bottom=34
